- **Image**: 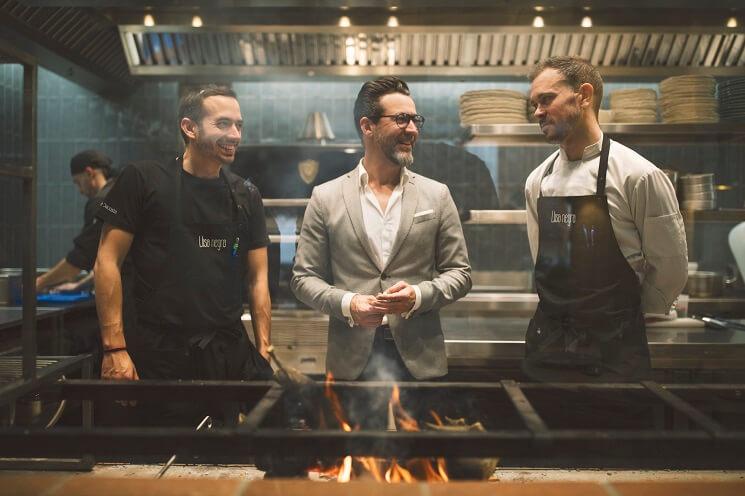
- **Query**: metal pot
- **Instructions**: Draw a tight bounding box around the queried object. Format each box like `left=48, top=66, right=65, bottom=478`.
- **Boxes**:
left=685, top=270, right=739, bottom=297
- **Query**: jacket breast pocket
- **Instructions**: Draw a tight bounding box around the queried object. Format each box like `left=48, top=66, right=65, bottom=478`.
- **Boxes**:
left=413, top=210, right=436, bottom=224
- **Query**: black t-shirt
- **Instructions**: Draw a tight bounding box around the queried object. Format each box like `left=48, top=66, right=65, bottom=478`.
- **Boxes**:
left=66, top=178, right=116, bottom=271
left=96, top=159, right=269, bottom=310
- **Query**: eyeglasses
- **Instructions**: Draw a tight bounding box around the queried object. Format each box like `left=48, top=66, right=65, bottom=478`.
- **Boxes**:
left=378, top=113, right=425, bottom=131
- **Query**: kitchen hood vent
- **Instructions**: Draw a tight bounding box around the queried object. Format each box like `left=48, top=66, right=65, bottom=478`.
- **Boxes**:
left=1, top=0, right=134, bottom=90
left=119, top=26, right=745, bottom=79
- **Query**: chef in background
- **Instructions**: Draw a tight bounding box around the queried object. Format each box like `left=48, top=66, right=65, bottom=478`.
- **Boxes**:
left=36, top=150, right=116, bottom=292
left=524, top=56, right=687, bottom=382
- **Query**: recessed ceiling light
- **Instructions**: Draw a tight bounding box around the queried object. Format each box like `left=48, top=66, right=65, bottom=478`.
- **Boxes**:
left=389, top=5, right=399, bottom=11
left=534, top=6, right=545, bottom=12
left=143, top=14, right=155, bottom=27
left=581, top=16, right=592, bottom=28
left=339, top=16, right=351, bottom=27
left=532, top=15, right=545, bottom=28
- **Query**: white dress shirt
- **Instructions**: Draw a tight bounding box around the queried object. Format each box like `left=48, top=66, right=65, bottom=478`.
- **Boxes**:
left=341, top=160, right=422, bottom=326
left=524, top=134, right=688, bottom=315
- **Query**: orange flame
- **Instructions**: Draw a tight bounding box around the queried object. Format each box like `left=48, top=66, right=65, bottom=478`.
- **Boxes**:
left=317, top=375, right=449, bottom=483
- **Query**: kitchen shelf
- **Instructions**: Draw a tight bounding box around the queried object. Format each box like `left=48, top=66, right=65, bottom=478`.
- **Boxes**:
left=465, top=123, right=745, bottom=146
left=682, top=209, right=745, bottom=222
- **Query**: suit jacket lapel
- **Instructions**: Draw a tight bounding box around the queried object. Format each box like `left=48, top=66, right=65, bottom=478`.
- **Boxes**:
left=383, top=175, right=418, bottom=272
left=342, top=169, right=383, bottom=272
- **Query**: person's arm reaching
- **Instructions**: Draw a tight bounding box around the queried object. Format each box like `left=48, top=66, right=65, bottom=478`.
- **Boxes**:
left=94, top=223, right=137, bottom=381
left=36, top=259, right=82, bottom=292
left=246, top=246, right=271, bottom=360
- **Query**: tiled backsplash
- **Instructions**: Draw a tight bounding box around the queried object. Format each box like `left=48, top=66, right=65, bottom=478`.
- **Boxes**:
left=1, top=70, right=743, bottom=278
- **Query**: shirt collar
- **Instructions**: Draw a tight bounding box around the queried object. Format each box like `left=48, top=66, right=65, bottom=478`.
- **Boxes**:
left=558, top=133, right=603, bottom=162
left=357, top=158, right=410, bottom=188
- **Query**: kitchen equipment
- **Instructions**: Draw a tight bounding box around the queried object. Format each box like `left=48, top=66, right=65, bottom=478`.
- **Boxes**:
left=679, top=173, right=716, bottom=210
left=685, top=270, right=739, bottom=297
left=691, top=315, right=745, bottom=332
left=730, top=222, right=745, bottom=283
left=298, top=111, right=335, bottom=142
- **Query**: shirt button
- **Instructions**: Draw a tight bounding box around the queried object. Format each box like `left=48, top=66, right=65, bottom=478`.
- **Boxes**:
left=381, top=273, right=388, bottom=280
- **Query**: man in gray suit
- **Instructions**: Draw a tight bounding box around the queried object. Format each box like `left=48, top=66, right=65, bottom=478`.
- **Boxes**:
left=291, top=77, right=471, bottom=401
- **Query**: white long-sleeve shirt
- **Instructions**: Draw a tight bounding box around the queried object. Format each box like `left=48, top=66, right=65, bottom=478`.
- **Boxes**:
left=341, top=160, right=422, bottom=325
left=524, top=135, right=688, bottom=314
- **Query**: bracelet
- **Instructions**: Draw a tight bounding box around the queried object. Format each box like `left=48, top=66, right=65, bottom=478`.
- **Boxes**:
left=103, top=347, right=127, bottom=354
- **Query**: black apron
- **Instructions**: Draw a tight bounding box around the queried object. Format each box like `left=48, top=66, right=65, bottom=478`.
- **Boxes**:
left=523, top=135, right=651, bottom=382
left=128, top=158, right=271, bottom=425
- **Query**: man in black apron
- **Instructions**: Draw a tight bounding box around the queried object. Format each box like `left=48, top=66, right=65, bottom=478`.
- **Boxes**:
left=94, top=85, right=273, bottom=426
left=524, top=57, right=687, bottom=383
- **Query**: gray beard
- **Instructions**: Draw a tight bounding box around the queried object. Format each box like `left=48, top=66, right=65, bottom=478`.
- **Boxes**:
left=391, top=149, right=414, bottom=168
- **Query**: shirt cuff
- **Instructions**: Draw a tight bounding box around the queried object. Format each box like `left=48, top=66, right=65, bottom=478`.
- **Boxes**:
left=402, top=285, right=422, bottom=319
left=341, top=292, right=358, bottom=327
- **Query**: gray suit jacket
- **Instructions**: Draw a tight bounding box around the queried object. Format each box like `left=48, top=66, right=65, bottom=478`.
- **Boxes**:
left=291, top=166, right=472, bottom=380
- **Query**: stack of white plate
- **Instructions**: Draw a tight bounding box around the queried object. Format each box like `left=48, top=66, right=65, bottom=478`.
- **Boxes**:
left=679, top=173, right=716, bottom=211
left=659, top=75, right=719, bottom=124
left=718, top=77, right=745, bottom=122
left=609, top=88, right=658, bottom=123
left=459, top=89, right=529, bottom=125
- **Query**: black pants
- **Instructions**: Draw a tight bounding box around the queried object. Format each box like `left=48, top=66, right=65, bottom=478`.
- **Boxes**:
left=128, top=323, right=272, bottom=427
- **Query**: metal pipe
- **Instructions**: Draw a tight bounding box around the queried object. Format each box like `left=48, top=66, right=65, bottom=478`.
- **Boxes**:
left=21, top=61, right=37, bottom=381
left=156, top=415, right=212, bottom=478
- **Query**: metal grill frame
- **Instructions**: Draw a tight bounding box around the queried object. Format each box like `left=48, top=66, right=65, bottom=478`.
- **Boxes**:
left=1, top=378, right=745, bottom=469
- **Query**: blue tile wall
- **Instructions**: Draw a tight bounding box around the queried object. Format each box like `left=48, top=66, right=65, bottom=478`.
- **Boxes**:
left=0, top=64, right=25, bottom=267
left=34, top=68, right=178, bottom=266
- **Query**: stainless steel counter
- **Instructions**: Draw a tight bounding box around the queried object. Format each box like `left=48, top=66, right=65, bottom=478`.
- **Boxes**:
left=245, top=311, right=745, bottom=375
left=443, top=316, right=745, bottom=370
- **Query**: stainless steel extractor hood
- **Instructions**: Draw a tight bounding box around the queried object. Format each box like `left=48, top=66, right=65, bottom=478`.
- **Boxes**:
left=119, top=25, right=745, bottom=80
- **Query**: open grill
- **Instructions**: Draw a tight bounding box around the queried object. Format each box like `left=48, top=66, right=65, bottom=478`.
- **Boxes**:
left=2, top=370, right=745, bottom=471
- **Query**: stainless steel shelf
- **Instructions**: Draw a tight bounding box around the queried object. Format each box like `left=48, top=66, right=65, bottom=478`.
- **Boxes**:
left=466, top=123, right=745, bottom=145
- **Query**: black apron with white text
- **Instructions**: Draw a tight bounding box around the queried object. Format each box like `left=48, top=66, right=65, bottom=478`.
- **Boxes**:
left=523, top=135, right=651, bottom=382
left=128, top=159, right=271, bottom=409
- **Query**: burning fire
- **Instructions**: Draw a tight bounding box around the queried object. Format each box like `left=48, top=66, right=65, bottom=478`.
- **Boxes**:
left=313, top=373, right=449, bottom=483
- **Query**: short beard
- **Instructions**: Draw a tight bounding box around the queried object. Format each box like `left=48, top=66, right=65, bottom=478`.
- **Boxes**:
left=194, top=133, right=234, bottom=165
left=375, top=131, right=414, bottom=168
left=543, top=105, right=581, bottom=144
left=392, top=150, right=414, bottom=168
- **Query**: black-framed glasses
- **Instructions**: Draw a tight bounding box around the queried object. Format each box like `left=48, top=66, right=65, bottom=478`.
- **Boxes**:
left=379, top=113, right=425, bottom=131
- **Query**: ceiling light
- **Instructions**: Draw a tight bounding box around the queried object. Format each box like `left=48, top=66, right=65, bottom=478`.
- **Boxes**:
left=387, top=16, right=399, bottom=28
left=143, top=14, right=155, bottom=27
left=583, top=6, right=591, bottom=11
left=339, top=15, right=351, bottom=27
left=389, top=5, right=399, bottom=11
left=534, top=6, right=545, bottom=12
left=532, top=16, right=545, bottom=28
left=191, top=15, right=203, bottom=28
left=726, top=16, right=738, bottom=28
left=581, top=16, right=592, bottom=28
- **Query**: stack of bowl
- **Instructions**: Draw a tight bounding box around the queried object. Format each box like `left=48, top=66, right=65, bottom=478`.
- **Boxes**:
left=679, top=173, right=716, bottom=211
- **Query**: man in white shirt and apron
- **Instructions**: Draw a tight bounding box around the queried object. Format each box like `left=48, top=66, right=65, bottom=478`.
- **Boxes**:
left=524, top=56, right=688, bottom=382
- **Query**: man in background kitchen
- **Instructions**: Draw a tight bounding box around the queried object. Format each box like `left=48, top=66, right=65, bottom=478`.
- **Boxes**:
left=291, top=76, right=471, bottom=428
left=524, top=56, right=688, bottom=382
left=94, top=84, right=273, bottom=426
left=36, top=150, right=116, bottom=293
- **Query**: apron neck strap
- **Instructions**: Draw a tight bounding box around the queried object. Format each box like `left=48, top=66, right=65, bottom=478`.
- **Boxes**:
left=596, top=133, right=611, bottom=195
left=539, top=134, right=611, bottom=198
